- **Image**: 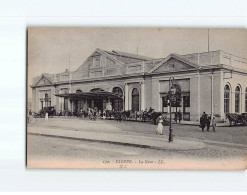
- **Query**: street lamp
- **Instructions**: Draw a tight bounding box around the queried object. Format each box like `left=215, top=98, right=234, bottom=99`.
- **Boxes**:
left=168, top=77, right=176, bottom=142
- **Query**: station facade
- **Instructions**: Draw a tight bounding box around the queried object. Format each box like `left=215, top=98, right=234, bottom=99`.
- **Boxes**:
left=31, top=48, right=247, bottom=121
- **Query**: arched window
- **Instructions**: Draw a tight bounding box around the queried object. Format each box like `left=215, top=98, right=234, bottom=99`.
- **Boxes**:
left=90, top=88, right=104, bottom=92
left=235, top=86, right=240, bottom=113
left=112, top=87, right=123, bottom=111
left=224, top=85, right=230, bottom=114
left=132, top=88, right=140, bottom=111
left=245, top=88, right=247, bottom=112
left=76, top=89, right=82, bottom=93
left=113, top=87, right=123, bottom=97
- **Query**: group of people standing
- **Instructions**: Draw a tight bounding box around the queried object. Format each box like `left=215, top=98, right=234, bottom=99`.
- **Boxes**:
left=200, top=112, right=216, bottom=132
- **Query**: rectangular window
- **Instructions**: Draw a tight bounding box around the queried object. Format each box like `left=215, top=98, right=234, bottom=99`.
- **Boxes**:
left=183, top=96, right=190, bottom=107
left=162, top=96, right=168, bottom=112
left=183, top=96, right=190, bottom=114
left=162, top=96, right=168, bottom=107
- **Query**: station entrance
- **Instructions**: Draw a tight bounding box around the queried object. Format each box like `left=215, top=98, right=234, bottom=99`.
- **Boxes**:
left=55, top=89, right=123, bottom=113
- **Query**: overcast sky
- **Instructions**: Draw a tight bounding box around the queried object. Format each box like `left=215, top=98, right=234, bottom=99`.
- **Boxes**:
left=28, top=28, right=247, bottom=97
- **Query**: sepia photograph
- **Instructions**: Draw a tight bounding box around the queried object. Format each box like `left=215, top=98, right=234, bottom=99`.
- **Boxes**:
left=27, top=27, right=247, bottom=169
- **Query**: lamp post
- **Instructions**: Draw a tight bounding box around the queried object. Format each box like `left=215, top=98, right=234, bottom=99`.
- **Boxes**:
left=168, top=77, right=176, bottom=142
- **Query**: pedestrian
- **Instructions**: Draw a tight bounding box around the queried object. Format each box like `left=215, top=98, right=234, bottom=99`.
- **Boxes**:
left=156, top=116, right=163, bottom=135
left=178, top=110, right=182, bottom=123
left=206, top=115, right=211, bottom=131
left=212, top=116, right=216, bottom=132
left=88, top=108, right=92, bottom=119
left=98, top=110, right=102, bottom=120
left=200, top=112, right=207, bottom=131
left=103, top=110, right=106, bottom=120
left=44, top=112, right=48, bottom=122
left=174, top=112, right=178, bottom=123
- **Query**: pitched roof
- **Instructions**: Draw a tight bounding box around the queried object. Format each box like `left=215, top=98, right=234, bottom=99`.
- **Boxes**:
left=148, top=53, right=201, bottom=73
left=33, top=74, right=54, bottom=86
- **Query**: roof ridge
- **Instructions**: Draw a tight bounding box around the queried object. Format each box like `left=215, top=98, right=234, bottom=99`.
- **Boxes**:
left=103, top=49, right=155, bottom=61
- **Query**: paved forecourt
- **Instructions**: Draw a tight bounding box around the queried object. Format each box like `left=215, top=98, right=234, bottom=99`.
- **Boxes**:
left=27, top=118, right=206, bottom=151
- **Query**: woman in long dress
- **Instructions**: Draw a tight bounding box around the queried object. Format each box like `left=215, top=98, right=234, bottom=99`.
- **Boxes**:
left=156, top=116, right=163, bottom=135
left=44, top=112, right=48, bottom=121
left=212, top=116, right=216, bottom=132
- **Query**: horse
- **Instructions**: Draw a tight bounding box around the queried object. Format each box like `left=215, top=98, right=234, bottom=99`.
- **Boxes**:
left=105, top=110, right=116, bottom=119
left=226, top=113, right=241, bottom=126
left=141, top=109, right=155, bottom=122
left=150, top=112, right=163, bottom=125
left=122, top=110, right=130, bottom=121
left=114, top=112, right=122, bottom=122
left=129, top=110, right=136, bottom=120
left=135, top=111, right=143, bottom=121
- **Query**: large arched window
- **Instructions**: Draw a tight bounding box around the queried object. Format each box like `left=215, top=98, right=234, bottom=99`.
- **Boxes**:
left=224, top=85, right=230, bottom=114
left=132, top=88, right=140, bottom=111
left=112, top=87, right=123, bottom=111
left=245, top=88, right=247, bottom=112
left=235, top=86, right=240, bottom=113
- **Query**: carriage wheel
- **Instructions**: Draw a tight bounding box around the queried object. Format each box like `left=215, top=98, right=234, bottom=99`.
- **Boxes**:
left=28, top=116, right=34, bottom=123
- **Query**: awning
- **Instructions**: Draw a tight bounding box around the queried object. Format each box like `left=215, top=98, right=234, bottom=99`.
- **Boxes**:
left=55, top=91, right=123, bottom=100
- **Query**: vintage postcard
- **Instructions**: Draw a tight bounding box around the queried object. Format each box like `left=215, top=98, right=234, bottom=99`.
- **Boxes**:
left=27, top=27, right=247, bottom=169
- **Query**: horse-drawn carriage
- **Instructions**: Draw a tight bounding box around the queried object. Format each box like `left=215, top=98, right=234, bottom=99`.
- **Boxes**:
left=103, top=108, right=170, bottom=125
left=226, top=113, right=247, bottom=126
left=34, top=107, right=56, bottom=118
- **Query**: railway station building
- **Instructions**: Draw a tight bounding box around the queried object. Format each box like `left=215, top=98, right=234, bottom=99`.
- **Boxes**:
left=31, top=48, right=247, bottom=121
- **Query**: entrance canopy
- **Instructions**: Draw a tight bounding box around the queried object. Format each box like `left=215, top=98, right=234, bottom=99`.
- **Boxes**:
left=55, top=91, right=123, bottom=100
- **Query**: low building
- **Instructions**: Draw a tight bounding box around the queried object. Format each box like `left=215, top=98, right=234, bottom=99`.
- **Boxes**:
left=31, top=48, right=247, bottom=121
